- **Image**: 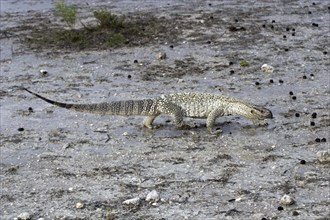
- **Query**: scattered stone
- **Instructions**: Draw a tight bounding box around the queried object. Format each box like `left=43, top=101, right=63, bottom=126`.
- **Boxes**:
left=261, top=64, right=274, bottom=73
left=62, top=143, right=72, bottom=149
left=76, top=202, right=85, bottom=209
left=316, top=150, right=330, bottom=163
left=122, top=197, right=140, bottom=206
left=39, top=69, right=48, bottom=76
left=17, top=212, right=31, bottom=220
left=156, top=52, right=167, bottom=60
left=18, top=127, right=24, bottom=132
left=292, top=210, right=299, bottom=216
left=280, top=194, right=295, bottom=205
left=146, top=190, right=160, bottom=202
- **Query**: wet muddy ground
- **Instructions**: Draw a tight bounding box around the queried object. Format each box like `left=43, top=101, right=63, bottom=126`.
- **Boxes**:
left=1, top=0, right=329, bottom=219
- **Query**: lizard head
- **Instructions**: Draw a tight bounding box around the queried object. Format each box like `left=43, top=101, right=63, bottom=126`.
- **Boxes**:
left=247, top=105, right=273, bottom=120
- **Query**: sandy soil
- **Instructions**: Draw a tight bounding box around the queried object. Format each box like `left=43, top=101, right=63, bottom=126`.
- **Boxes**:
left=1, top=1, right=329, bottom=219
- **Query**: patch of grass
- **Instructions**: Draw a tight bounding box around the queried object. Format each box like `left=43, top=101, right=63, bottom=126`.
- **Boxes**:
left=54, top=1, right=77, bottom=28
left=24, top=11, right=180, bottom=51
left=239, top=60, right=250, bottom=67
left=93, top=10, right=125, bottom=30
left=106, top=33, right=126, bottom=46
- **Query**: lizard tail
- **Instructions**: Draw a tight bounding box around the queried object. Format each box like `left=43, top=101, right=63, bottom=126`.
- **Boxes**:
left=24, top=88, right=158, bottom=116
left=24, top=88, right=75, bottom=109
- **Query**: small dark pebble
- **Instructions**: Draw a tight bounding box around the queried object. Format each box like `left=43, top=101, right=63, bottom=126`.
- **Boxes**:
left=300, top=160, right=306, bottom=164
left=283, top=35, right=286, bottom=39
left=321, top=138, right=326, bottom=142
left=315, top=138, right=321, bottom=142
left=286, top=27, right=290, bottom=31
left=208, top=3, right=212, bottom=6
left=303, top=75, right=307, bottom=79
left=228, top=198, right=236, bottom=202
left=312, top=2, right=316, bottom=5
left=235, top=19, right=238, bottom=22
left=292, top=33, right=295, bottom=36
left=261, top=218, right=267, bottom=220
left=207, top=40, right=211, bottom=44
left=289, top=91, right=294, bottom=95
left=292, top=211, right=299, bottom=216
left=310, top=73, right=314, bottom=77
left=169, top=45, right=174, bottom=48
left=255, top=82, right=260, bottom=86
left=279, top=79, right=284, bottom=83
left=230, top=70, right=235, bottom=75
left=311, top=112, right=317, bottom=118
left=262, top=24, right=266, bottom=28
left=312, top=23, right=319, bottom=27
left=18, top=127, right=24, bottom=132
left=310, top=121, right=315, bottom=126
left=127, top=74, right=132, bottom=79
left=272, top=20, right=276, bottom=23
left=28, top=107, right=33, bottom=112
left=277, top=206, right=284, bottom=211
left=210, top=16, right=213, bottom=19
left=165, top=119, right=171, bottom=123
left=308, top=11, right=312, bottom=14
left=284, top=48, right=289, bottom=51
left=133, top=60, right=138, bottom=63
left=292, top=96, right=297, bottom=100
left=324, top=51, right=328, bottom=55
left=269, top=79, right=274, bottom=84
left=270, top=25, right=274, bottom=29
left=229, top=61, right=234, bottom=65
left=292, top=28, right=295, bottom=31
left=295, top=113, right=300, bottom=117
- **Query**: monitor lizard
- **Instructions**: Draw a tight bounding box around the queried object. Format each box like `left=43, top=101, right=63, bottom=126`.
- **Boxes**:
left=24, top=88, right=273, bottom=134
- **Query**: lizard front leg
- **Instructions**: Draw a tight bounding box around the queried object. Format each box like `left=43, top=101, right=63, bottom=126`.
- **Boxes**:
left=206, top=109, right=224, bottom=134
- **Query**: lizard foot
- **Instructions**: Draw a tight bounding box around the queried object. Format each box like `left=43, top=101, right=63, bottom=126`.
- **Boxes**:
left=208, top=127, right=223, bottom=135
left=177, top=123, right=196, bottom=130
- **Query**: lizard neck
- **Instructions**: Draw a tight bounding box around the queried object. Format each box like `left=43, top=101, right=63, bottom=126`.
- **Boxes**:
left=225, top=101, right=256, bottom=119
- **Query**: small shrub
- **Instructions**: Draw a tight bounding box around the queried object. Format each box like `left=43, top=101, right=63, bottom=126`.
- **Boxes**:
left=55, top=1, right=77, bottom=28
left=93, top=10, right=125, bottom=30
left=106, top=33, right=126, bottom=46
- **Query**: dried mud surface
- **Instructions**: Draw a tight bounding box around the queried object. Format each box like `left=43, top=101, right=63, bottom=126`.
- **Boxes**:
left=1, top=1, right=329, bottom=220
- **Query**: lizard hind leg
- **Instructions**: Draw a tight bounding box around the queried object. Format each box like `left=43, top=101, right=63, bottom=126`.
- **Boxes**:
left=143, top=115, right=159, bottom=129
left=158, top=101, right=188, bottom=129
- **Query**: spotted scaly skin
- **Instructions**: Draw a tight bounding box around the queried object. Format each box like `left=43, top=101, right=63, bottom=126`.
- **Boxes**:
left=24, top=88, right=273, bottom=134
